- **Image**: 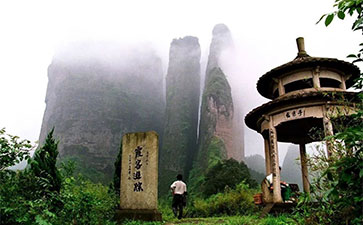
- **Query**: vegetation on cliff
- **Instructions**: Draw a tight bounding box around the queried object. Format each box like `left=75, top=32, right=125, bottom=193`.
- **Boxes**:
left=159, top=37, right=201, bottom=195
left=188, top=67, right=234, bottom=194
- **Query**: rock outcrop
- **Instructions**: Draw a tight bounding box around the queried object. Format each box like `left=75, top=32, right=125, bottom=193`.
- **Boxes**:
left=39, top=43, right=165, bottom=183
left=189, top=24, right=244, bottom=190
left=159, top=36, right=201, bottom=195
left=205, top=24, right=244, bottom=162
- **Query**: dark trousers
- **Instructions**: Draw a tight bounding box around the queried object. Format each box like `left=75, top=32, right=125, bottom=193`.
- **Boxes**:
left=172, top=194, right=184, bottom=219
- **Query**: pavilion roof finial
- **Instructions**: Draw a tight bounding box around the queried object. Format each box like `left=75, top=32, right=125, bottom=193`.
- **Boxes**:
left=296, top=37, right=309, bottom=58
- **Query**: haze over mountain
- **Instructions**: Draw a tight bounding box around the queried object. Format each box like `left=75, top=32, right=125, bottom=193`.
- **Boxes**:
left=187, top=24, right=246, bottom=191
left=39, top=42, right=165, bottom=182
left=37, top=23, right=316, bottom=188
left=38, top=24, right=254, bottom=186
left=281, top=145, right=304, bottom=190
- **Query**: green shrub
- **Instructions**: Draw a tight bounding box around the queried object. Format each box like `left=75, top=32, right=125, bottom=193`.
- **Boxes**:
left=122, top=220, right=162, bottom=225
left=0, top=129, right=118, bottom=225
left=189, top=181, right=257, bottom=217
left=157, top=196, right=175, bottom=221
left=202, top=158, right=257, bottom=197
left=56, top=175, right=117, bottom=225
left=0, top=128, right=33, bottom=171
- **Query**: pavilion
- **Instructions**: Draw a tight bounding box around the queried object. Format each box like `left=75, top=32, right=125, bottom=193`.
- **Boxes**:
left=245, top=37, right=361, bottom=204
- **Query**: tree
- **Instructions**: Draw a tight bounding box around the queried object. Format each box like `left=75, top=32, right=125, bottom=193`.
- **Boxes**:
left=29, top=128, right=62, bottom=194
left=318, top=0, right=362, bottom=87
left=202, top=158, right=257, bottom=197
left=0, top=128, right=33, bottom=171
left=297, top=2, right=363, bottom=224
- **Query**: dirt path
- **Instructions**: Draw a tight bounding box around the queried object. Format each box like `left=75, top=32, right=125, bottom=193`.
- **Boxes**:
left=164, top=218, right=226, bottom=224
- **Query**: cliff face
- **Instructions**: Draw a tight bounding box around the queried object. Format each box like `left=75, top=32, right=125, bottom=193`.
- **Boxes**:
left=188, top=24, right=244, bottom=191
left=200, top=24, right=244, bottom=165
left=39, top=43, right=165, bottom=183
left=198, top=67, right=233, bottom=168
left=159, top=36, right=201, bottom=195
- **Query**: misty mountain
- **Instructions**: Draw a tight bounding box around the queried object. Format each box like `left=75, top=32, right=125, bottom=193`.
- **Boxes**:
left=198, top=24, right=244, bottom=164
left=38, top=25, right=247, bottom=187
left=244, top=154, right=266, bottom=184
left=281, top=145, right=303, bottom=190
left=39, top=42, right=165, bottom=183
left=158, top=36, right=201, bottom=195
left=188, top=24, right=244, bottom=192
left=244, top=154, right=265, bottom=174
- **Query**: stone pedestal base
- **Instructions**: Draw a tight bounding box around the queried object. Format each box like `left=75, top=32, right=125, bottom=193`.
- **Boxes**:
left=115, top=209, right=162, bottom=223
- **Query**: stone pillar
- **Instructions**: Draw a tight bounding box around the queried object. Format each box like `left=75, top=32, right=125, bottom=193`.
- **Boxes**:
left=323, top=114, right=334, bottom=157
left=116, top=131, right=162, bottom=222
left=340, top=75, right=347, bottom=90
left=278, top=79, right=285, bottom=96
left=269, top=118, right=283, bottom=203
left=299, top=143, right=310, bottom=193
left=313, top=66, right=321, bottom=88
left=264, top=136, right=272, bottom=175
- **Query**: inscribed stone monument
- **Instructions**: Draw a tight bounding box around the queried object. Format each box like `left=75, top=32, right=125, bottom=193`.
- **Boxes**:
left=116, top=131, right=162, bottom=221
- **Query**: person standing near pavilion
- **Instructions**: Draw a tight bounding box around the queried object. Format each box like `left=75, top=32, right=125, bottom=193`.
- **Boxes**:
left=265, top=166, right=292, bottom=202
left=170, top=174, right=187, bottom=219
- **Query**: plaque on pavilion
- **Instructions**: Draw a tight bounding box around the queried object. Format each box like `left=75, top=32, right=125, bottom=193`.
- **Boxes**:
left=115, top=131, right=162, bottom=222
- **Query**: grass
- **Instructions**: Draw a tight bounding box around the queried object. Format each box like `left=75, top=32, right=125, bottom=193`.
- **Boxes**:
left=121, top=215, right=299, bottom=225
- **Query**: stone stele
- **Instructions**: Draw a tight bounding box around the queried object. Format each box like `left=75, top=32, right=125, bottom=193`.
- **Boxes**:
left=116, top=131, right=162, bottom=222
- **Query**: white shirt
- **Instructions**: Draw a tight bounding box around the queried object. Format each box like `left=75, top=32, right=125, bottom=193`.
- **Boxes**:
left=170, top=180, right=187, bottom=195
left=266, top=173, right=273, bottom=185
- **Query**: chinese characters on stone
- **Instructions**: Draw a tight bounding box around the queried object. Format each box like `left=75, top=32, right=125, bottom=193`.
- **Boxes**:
left=285, top=108, right=305, bottom=120
left=133, top=146, right=144, bottom=192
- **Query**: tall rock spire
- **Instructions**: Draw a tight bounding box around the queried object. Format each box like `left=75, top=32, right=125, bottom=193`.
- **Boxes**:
left=205, top=24, right=233, bottom=75
left=189, top=24, right=244, bottom=192
left=206, top=23, right=244, bottom=162
left=159, top=36, right=201, bottom=195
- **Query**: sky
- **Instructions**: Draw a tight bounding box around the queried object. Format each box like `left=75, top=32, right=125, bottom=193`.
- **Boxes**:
left=0, top=0, right=361, bottom=159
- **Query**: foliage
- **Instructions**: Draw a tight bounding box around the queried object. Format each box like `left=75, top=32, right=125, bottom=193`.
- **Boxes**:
left=122, top=220, right=161, bottom=225
left=157, top=196, right=176, bottom=221
left=187, top=136, right=225, bottom=199
left=203, top=67, right=233, bottom=108
left=296, top=2, right=363, bottom=224
left=188, top=67, right=234, bottom=198
left=318, top=0, right=363, bottom=87
left=112, top=140, right=122, bottom=200
left=152, top=215, right=298, bottom=225
left=202, top=158, right=257, bottom=197
left=60, top=155, right=110, bottom=184
left=30, top=128, right=62, bottom=195
left=298, top=97, right=363, bottom=224
left=188, top=181, right=257, bottom=217
left=0, top=130, right=118, bottom=225
left=56, top=174, right=117, bottom=225
left=318, top=0, right=363, bottom=29
left=0, top=128, right=33, bottom=171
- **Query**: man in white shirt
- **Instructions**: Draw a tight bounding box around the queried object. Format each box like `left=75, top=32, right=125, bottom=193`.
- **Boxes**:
left=265, top=166, right=291, bottom=202
left=170, top=174, right=187, bottom=219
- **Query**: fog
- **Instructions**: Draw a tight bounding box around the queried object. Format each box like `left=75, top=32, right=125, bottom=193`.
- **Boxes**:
left=1, top=0, right=362, bottom=163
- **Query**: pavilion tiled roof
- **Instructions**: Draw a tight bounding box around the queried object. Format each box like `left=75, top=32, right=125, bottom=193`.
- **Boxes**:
left=257, top=55, right=361, bottom=99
